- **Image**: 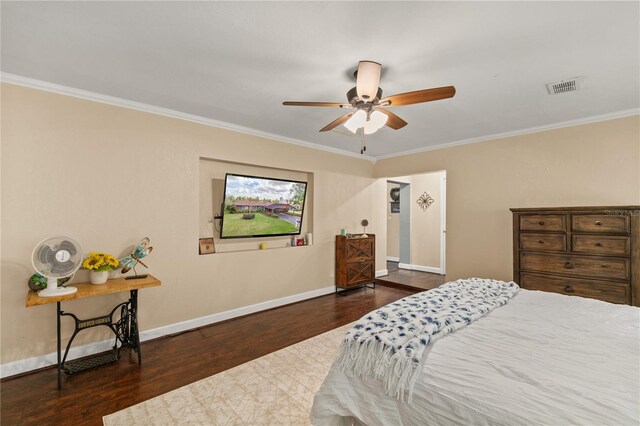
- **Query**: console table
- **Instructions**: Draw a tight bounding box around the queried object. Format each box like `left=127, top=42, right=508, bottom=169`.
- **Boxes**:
left=25, top=275, right=161, bottom=389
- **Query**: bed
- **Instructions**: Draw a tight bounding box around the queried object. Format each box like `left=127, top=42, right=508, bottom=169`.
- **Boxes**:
left=311, top=285, right=640, bottom=425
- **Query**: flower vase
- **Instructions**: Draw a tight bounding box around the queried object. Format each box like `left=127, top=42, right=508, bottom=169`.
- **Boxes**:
left=89, top=270, right=109, bottom=285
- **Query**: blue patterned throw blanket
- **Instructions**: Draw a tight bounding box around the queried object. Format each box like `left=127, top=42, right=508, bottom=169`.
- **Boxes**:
left=335, top=278, right=519, bottom=402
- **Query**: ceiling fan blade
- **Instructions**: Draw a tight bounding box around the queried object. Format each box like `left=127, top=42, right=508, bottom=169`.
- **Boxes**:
left=283, top=101, right=347, bottom=107
left=382, top=86, right=456, bottom=107
left=378, top=109, right=408, bottom=130
left=356, top=61, right=381, bottom=101
left=319, top=113, right=353, bottom=132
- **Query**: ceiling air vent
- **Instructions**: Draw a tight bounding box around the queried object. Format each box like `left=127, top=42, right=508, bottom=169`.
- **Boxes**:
left=546, top=77, right=582, bottom=95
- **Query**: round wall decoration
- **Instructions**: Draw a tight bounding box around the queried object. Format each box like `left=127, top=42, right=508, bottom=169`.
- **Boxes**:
left=389, top=187, right=400, bottom=202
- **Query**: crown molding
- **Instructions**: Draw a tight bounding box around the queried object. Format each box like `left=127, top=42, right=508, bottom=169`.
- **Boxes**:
left=0, top=73, right=377, bottom=162
left=3, top=73, right=637, bottom=163
left=376, top=108, right=640, bottom=160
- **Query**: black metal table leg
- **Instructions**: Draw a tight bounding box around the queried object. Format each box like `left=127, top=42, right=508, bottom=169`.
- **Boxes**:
left=130, top=289, right=142, bottom=365
left=57, top=302, right=62, bottom=390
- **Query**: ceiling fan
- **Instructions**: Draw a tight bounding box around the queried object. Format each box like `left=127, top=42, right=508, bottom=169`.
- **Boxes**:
left=283, top=61, right=456, bottom=137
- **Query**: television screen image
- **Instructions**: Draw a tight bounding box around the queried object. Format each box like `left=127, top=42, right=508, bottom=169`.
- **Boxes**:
left=220, top=174, right=308, bottom=239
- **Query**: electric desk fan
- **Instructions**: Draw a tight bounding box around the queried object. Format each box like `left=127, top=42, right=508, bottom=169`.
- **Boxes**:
left=31, top=237, right=83, bottom=297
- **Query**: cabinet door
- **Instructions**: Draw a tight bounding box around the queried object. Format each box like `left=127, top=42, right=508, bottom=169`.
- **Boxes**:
left=345, top=238, right=374, bottom=261
left=346, top=261, right=374, bottom=286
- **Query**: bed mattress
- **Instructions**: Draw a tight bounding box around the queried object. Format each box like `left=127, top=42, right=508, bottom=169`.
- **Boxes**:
left=311, top=289, right=640, bottom=425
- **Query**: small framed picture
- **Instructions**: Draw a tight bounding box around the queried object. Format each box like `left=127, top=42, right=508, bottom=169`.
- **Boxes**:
left=390, top=202, right=400, bottom=213
left=199, top=238, right=215, bottom=255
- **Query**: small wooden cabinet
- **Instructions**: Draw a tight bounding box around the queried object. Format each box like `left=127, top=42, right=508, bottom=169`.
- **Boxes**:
left=335, top=234, right=376, bottom=293
left=511, top=206, right=639, bottom=306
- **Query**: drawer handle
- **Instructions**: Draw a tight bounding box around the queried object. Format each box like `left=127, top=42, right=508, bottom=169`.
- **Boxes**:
left=599, top=265, right=608, bottom=268
left=538, top=221, right=545, bottom=225
left=564, top=261, right=574, bottom=269
left=595, top=242, right=603, bottom=247
left=595, top=221, right=603, bottom=226
left=564, top=285, right=575, bottom=293
left=538, top=240, right=545, bottom=244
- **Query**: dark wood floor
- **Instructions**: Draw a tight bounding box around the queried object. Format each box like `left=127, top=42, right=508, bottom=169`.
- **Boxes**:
left=1, top=285, right=416, bottom=426
left=376, top=261, right=446, bottom=291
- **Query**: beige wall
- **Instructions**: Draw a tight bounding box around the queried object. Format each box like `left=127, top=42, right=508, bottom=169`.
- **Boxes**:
left=0, top=84, right=386, bottom=365
left=409, top=171, right=444, bottom=270
left=375, top=115, right=640, bottom=281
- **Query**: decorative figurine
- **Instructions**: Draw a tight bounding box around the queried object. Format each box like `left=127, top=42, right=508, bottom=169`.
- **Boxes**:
left=119, top=237, right=153, bottom=280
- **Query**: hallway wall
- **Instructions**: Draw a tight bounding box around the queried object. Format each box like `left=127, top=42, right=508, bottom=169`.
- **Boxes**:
left=386, top=182, right=400, bottom=260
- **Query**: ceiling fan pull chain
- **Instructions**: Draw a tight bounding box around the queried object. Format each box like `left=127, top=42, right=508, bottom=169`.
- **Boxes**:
left=360, top=129, right=367, bottom=154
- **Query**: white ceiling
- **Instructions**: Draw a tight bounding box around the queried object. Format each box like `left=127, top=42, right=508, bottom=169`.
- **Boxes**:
left=2, top=2, right=639, bottom=159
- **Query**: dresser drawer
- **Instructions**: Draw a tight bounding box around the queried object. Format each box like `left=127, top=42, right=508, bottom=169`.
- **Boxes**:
left=520, top=215, right=566, bottom=232
left=520, top=273, right=630, bottom=304
left=572, top=214, right=629, bottom=233
left=572, top=235, right=630, bottom=256
left=521, top=252, right=630, bottom=281
left=520, top=233, right=566, bottom=252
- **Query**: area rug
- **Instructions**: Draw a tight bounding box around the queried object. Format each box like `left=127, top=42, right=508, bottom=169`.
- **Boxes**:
left=103, top=324, right=351, bottom=425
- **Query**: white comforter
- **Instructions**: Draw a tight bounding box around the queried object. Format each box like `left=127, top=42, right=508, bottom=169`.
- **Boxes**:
left=311, top=289, right=640, bottom=425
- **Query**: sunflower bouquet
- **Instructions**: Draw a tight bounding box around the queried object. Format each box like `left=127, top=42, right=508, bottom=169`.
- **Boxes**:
left=82, top=252, right=120, bottom=272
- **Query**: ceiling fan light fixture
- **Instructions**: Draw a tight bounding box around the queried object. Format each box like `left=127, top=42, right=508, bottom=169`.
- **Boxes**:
left=370, top=110, right=388, bottom=128
left=344, top=109, right=367, bottom=133
left=363, top=120, right=376, bottom=135
left=356, top=61, right=381, bottom=100
left=364, top=110, right=388, bottom=134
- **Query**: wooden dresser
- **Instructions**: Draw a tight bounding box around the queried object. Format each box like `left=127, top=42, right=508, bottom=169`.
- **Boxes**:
left=335, top=234, right=376, bottom=293
left=512, top=206, right=639, bottom=306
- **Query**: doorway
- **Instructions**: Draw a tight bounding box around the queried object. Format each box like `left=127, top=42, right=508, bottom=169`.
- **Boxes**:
left=385, top=171, right=447, bottom=278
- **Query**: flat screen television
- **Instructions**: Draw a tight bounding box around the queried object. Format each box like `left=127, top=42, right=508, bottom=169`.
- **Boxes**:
left=220, top=173, right=308, bottom=239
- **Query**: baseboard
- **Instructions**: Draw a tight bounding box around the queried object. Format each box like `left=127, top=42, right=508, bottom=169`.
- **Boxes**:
left=0, top=340, right=117, bottom=380
left=386, top=256, right=400, bottom=262
left=398, top=263, right=442, bottom=274
left=411, top=264, right=442, bottom=274
left=139, top=285, right=335, bottom=341
left=0, top=285, right=335, bottom=379
left=375, top=269, right=388, bottom=278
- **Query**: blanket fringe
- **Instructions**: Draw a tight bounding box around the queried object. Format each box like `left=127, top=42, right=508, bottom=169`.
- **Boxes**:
left=335, top=338, right=420, bottom=403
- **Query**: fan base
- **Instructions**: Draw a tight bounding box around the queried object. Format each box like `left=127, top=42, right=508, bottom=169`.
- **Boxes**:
left=38, top=286, right=78, bottom=297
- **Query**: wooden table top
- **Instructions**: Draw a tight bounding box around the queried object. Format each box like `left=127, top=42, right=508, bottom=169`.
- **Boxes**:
left=26, top=275, right=161, bottom=307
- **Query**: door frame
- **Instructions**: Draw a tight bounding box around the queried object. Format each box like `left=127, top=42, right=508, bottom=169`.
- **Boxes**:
left=439, top=173, right=447, bottom=275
